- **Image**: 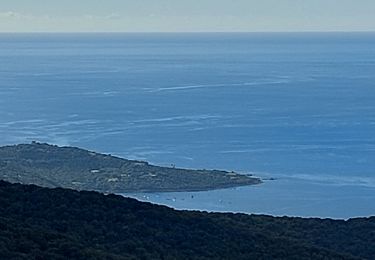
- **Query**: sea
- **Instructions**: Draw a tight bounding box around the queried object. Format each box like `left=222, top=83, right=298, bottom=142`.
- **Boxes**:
left=1, top=33, right=374, bottom=219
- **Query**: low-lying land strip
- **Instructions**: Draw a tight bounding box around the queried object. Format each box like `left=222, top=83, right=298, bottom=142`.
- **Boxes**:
left=0, top=142, right=260, bottom=193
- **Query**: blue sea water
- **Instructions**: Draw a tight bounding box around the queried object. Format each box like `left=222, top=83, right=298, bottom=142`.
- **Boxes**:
left=1, top=33, right=374, bottom=218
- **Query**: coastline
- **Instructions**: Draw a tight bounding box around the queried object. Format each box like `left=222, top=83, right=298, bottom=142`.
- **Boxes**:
left=0, top=142, right=261, bottom=194
left=123, top=177, right=375, bottom=220
left=118, top=180, right=262, bottom=194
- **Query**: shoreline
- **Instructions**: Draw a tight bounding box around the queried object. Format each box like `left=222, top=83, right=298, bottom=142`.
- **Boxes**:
left=0, top=142, right=262, bottom=194
left=118, top=180, right=262, bottom=194
left=123, top=177, right=375, bottom=220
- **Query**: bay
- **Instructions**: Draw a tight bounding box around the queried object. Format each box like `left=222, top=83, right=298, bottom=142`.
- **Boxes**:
left=1, top=33, right=374, bottom=218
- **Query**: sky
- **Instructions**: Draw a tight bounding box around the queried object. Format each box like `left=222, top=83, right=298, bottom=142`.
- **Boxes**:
left=0, top=0, right=374, bottom=32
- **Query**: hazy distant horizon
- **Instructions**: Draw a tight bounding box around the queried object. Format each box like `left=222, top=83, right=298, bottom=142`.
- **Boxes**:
left=1, top=1, right=375, bottom=33
left=1, top=31, right=374, bottom=34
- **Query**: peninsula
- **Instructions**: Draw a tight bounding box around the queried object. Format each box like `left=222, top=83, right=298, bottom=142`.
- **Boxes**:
left=0, top=142, right=260, bottom=193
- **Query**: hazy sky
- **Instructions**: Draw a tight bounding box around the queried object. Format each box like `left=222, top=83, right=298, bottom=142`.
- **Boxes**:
left=0, top=0, right=374, bottom=32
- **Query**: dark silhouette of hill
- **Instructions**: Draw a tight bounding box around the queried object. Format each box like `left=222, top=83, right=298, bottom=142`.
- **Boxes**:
left=0, top=142, right=260, bottom=193
left=1, top=181, right=374, bottom=259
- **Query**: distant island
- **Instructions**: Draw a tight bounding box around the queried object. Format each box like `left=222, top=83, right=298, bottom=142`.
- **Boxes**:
left=1, top=180, right=374, bottom=259
left=0, top=142, right=261, bottom=193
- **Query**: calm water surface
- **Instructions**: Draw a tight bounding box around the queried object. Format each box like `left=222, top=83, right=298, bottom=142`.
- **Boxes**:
left=1, top=33, right=374, bottom=218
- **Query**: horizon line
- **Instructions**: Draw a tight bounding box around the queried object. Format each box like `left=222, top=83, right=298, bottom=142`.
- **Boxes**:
left=0, top=30, right=375, bottom=34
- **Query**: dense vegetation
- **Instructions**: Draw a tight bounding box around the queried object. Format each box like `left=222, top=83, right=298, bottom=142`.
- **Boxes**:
left=1, top=181, right=374, bottom=259
left=0, top=142, right=260, bottom=193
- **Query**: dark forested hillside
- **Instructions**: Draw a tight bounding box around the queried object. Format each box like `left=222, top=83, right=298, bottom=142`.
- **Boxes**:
left=0, top=142, right=260, bottom=193
left=1, top=181, right=374, bottom=259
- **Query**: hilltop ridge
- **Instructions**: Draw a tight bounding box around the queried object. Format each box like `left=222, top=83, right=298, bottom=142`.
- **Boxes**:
left=1, top=180, right=374, bottom=259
